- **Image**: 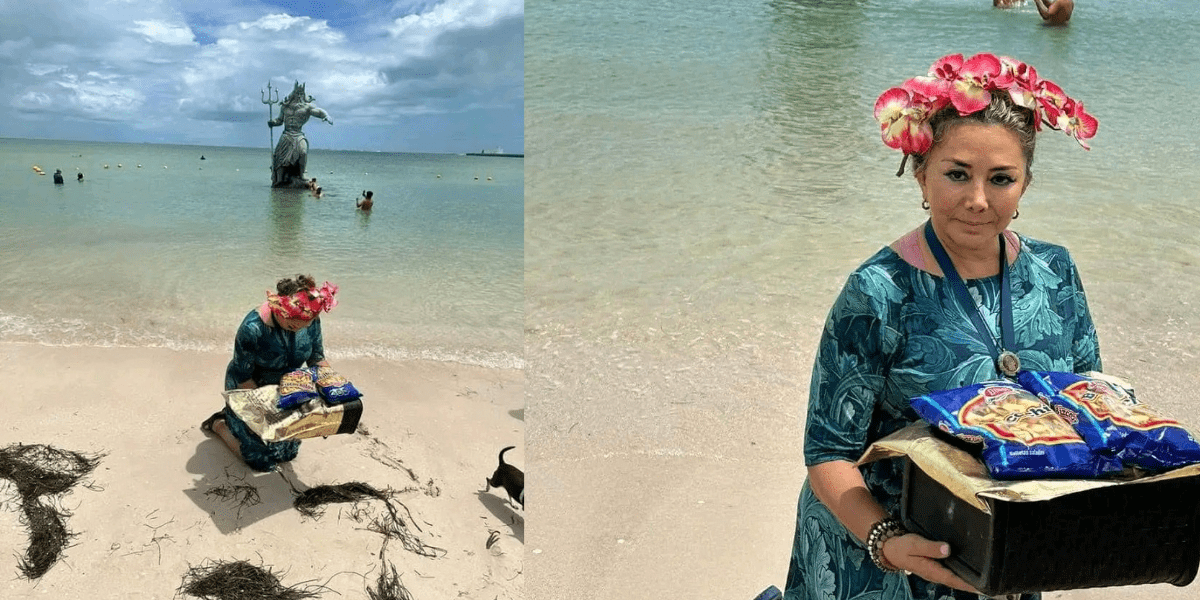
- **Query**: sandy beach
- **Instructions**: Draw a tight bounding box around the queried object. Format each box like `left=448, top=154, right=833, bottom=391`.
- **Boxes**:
left=0, top=343, right=523, bottom=600
left=524, top=277, right=1200, bottom=600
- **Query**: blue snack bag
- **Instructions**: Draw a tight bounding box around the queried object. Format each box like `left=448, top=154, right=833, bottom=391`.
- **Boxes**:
left=1018, top=370, right=1200, bottom=472
left=911, top=380, right=1122, bottom=480
left=314, top=365, right=363, bottom=406
left=277, top=366, right=320, bottom=410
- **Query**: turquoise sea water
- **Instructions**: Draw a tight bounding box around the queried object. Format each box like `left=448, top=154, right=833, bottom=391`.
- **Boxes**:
left=527, top=0, right=1200, bottom=447
left=0, top=138, right=523, bottom=368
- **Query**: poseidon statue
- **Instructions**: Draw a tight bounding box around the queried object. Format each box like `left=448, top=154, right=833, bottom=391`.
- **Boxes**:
left=269, top=81, right=333, bottom=188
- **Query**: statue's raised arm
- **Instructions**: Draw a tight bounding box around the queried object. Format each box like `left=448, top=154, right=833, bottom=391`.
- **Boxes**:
left=269, top=82, right=334, bottom=188
left=305, top=98, right=333, bottom=126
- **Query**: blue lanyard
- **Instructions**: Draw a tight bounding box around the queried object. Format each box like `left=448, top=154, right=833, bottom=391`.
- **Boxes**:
left=923, top=220, right=1017, bottom=375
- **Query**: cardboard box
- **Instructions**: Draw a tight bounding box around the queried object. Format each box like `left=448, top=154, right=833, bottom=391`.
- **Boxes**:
left=862, top=424, right=1200, bottom=596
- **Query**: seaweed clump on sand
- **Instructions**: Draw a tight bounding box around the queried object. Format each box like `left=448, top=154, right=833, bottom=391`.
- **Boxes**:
left=367, top=561, right=414, bottom=600
left=293, top=481, right=447, bottom=559
left=0, top=443, right=103, bottom=579
left=178, top=559, right=325, bottom=600
left=293, top=482, right=389, bottom=519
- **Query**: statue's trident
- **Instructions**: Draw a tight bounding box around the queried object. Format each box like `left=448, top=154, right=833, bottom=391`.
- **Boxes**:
left=262, top=81, right=280, bottom=150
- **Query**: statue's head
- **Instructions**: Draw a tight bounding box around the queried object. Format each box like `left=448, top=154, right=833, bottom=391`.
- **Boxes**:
left=285, top=81, right=307, bottom=104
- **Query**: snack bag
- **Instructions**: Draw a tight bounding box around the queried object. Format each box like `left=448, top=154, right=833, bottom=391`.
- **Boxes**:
left=911, top=380, right=1122, bottom=480
left=277, top=367, right=320, bottom=410
left=1018, top=370, right=1200, bottom=472
left=314, top=365, right=363, bottom=405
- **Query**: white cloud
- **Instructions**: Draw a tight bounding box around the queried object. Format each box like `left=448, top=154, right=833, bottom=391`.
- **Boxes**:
left=131, top=20, right=197, bottom=46
left=26, top=63, right=66, bottom=77
left=59, top=78, right=144, bottom=115
left=386, top=0, right=523, bottom=57
left=242, top=13, right=309, bottom=33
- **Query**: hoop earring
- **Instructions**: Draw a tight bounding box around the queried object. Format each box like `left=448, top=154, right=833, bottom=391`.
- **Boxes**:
left=1012, top=209, right=1019, bottom=219
left=921, top=199, right=930, bottom=210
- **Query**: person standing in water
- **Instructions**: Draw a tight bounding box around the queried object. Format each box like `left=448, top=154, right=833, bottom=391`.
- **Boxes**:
left=356, top=190, right=374, bottom=211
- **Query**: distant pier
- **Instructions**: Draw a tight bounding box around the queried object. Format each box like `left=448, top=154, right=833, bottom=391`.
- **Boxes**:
left=466, top=148, right=524, bottom=158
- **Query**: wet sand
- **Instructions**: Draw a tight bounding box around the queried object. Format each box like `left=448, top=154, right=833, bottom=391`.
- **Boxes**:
left=525, top=278, right=1200, bottom=600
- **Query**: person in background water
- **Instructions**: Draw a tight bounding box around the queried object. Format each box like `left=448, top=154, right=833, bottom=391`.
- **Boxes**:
left=77, top=172, right=84, bottom=182
left=357, top=190, right=374, bottom=211
left=308, top=177, right=318, bottom=191
left=312, top=186, right=323, bottom=198
left=1034, top=0, right=1073, bottom=24
left=53, top=169, right=64, bottom=184
left=784, top=53, right=1100, bottom=600
left=201, top=274, right=339, bottom=471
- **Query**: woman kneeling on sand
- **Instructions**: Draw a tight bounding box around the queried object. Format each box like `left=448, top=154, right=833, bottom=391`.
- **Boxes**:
left=201, top=274, right=339, bottom=471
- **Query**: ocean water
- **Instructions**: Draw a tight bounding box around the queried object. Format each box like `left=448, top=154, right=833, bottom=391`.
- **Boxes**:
left=0, top=138, right=523, bottom=369
left=526, top=0, right=1200, bottom=452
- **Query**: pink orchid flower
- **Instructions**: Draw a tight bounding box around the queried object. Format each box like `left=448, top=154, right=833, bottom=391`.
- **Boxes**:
left=1035, top=80, right=1071, bottom=128
left=1056, top=99, right=1098, bottom=149
left=929, top=53, right=965, bottom=82
left=874, top=77, right=951, bottom=154
left=948, top=53, right=1012, bottom=116
left=999, top=57, right=1044, bottom=130
left=874, top=87, right=912, bottom=150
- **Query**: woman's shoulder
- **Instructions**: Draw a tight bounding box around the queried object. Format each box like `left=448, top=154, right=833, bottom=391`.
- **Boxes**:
left=850, top=244, right=919, bottom=281
left=237, top=308, right=268, bottom=334
left=1014, top=232, right=1069, bottom=254
left=836, top=246, right=917, bottom=309
left=1012, top=232, right=1078, bottom=268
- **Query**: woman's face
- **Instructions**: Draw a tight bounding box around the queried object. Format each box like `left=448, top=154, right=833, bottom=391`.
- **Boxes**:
left=916, top=122, right=1028, bottom=258
left=276, top=315, right=314, bottom=332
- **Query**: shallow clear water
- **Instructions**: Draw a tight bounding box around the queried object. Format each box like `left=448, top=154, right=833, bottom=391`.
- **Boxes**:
left=526, top=0, right=1200, bottom=457
left=0, top=138, right=523, bottom=368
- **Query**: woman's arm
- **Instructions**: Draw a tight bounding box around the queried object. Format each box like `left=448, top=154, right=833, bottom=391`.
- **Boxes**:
left=225, top=316, right=262, bottom=390
left=808, top=460, right=978, bottom=592
left=1067, top=254, right=1103, bottom=373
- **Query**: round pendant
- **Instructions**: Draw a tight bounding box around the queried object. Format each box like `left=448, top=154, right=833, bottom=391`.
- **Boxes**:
left=998, top=351, right=1021, bottom=377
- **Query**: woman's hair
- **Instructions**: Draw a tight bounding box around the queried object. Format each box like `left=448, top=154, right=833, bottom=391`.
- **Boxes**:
left=277, top=274, right=316, bottom=295
left=911, top=93, right=1038, bottom=181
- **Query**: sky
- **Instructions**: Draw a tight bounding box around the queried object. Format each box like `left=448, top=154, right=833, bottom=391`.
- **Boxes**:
left=0, top=0, right=523, bottom=154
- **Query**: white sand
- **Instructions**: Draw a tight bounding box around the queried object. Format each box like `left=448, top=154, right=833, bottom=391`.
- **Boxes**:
left=0, top=343, right=523, bottom=600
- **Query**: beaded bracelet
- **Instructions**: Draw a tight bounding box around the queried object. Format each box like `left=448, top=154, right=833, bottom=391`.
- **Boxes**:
left=866, top=517, right=906, bottom=573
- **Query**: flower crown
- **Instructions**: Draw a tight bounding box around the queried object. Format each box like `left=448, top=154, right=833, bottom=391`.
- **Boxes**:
left=874, top=53, right=1097, bottom=167
left=266, top=281, right=339, bottom=321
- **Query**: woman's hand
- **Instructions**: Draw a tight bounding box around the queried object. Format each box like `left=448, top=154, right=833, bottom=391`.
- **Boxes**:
left=882, top=533, right=979, bottom=593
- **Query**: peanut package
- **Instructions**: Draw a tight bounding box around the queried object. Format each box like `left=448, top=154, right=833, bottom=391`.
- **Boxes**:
left=910, top=380, right=1122, bottom=480
left=1018, top=371, right=1200, bottom=472
left=277, top=366, right=320, bottom=409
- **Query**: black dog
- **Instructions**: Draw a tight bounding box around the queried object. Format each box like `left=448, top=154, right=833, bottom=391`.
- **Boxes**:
left=485, top=446, right=524, bottom=508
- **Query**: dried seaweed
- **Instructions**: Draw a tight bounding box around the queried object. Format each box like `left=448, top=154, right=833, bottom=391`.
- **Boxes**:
left=204, top=483, right=262, bottom=518
left=0, top=444, right=103, bottom=579
left=366, top=561, right=414, bottom=600
left=15, top=497, right=73, bottom=579
left=292, top=481, right=446, bottom=559
left=293, top=482, right=389, bottom=519
left=368, top=501, right=447, bottom=559
left=0, top=444, right=102, bottom=498
left=178, top=559, right=325, bottom=600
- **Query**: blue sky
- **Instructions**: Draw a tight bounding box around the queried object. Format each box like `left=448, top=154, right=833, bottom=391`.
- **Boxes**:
left=0, top=0, right=523, bottom=154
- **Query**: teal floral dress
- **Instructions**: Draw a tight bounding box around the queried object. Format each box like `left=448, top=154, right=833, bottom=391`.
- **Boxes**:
left=784, top=233, right=1101, bottom=600
left=221, top=309, right=326, bottom=471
